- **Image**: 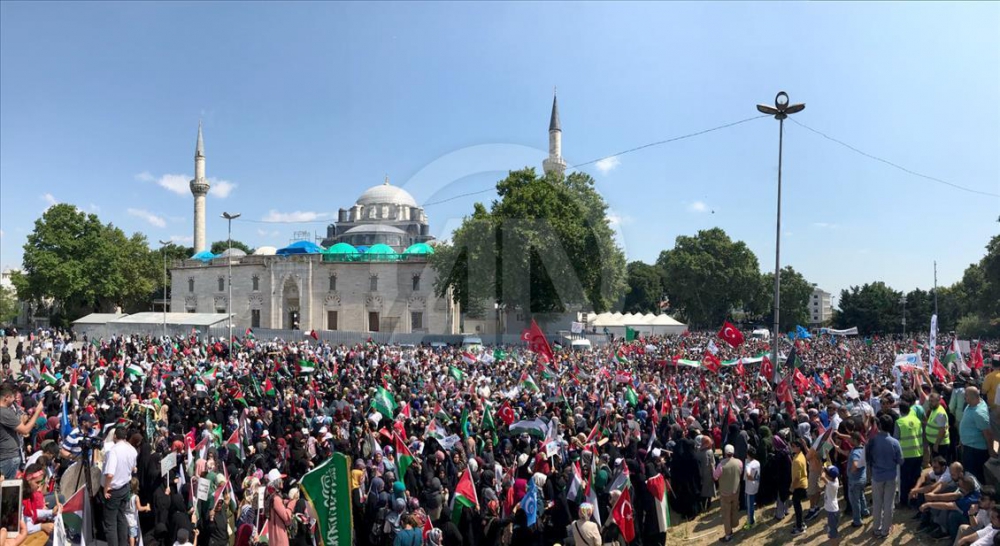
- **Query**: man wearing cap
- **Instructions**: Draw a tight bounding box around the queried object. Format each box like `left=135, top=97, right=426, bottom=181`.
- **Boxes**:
left=59, top=412, right=101, bottom=461
left=713, top=444, right=743, bottom=543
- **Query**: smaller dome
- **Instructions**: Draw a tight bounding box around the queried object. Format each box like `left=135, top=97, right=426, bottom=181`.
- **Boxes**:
left=277, top=241, right=323, bottom=255
left=323, top=242, right=359, bottom=255
left=219, top=248, right=247, bottom=257
left=253, top=246, right=277, bottom=256
left=403, top=243, right=435, bottom=255
left=191, top=250, right=217, bottom=262
left=366, top=243, right=397, bottom=255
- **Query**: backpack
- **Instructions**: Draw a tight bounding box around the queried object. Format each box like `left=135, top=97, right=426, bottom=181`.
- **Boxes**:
left=367, top=506, right=390, bottom=546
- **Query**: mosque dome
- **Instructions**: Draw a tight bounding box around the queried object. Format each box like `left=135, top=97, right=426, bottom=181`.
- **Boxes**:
left=356, top=181, right=418, bottom=208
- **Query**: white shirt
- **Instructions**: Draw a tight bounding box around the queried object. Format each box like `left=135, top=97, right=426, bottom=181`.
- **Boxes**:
left=744, top=460, right=761, bottom=495
left=824, top=479, right=840, bottom=512
left=972, top=526, right=998, bottom=546
left=103, top=440, right=137, bottom=490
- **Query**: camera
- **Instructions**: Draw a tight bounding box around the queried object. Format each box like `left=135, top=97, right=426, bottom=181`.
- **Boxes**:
left=80, top=436, right=104, bottom=450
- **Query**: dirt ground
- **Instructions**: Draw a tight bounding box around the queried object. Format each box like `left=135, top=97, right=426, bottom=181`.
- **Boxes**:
left=664, top=498, right=946, bottom=546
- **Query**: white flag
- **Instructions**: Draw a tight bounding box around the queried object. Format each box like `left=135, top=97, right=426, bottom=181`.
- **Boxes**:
left=707, top=340, right=719, bottom=355
left=928, top=314, right=938, bottom=373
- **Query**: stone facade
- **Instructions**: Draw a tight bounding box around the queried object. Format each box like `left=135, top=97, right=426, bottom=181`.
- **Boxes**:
left=168, top=254, right=459, bottom=334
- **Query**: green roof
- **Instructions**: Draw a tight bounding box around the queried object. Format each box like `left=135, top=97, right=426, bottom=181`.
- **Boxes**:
left=323, top=242, right=359, bottom=255
left=365, top=243, right=397, bottom=255
left=403, top=243, right=435, bottom=255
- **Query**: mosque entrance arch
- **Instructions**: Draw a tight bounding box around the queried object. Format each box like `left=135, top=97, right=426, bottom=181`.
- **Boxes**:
left=282, top=276, right=300, bottom=330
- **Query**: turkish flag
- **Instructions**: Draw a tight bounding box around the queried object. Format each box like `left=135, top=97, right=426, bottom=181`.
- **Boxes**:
left=521, top=319, right=554, bottom=364
left=612, top=483, right=636, bottom=542
left=735, top=359, right=746, bottom=376
left=761, top=356, right=774, bottom=383
left=496, top=400, right=516, bottom=427
left=775, top=377, right=793, bottom=403
left=971, top=343, right=985, bottom=370
left=718, top=321, right=745, bottom=348
left=932, top=358, right=949, bottom=382
left=703, top=352, right=721, bottom=373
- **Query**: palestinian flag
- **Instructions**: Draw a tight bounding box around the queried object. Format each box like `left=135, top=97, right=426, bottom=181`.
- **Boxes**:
left=229, top=386, right=248, bottom=407
left=395, top=433, right=414, bottom=481
left=60, top=485, right=91, bottom=543
left=245, top=327, right=255, bottom=340
left=256, top=520, right=269, bottom=544
left=449, top=366, right=466, bottom=382
left=126, top=364, right=145, bottom=378
left=520, top=373, right=539, bottom=392
left=451, top=467, right=479, bottom=522
left=372, top=386, right=398, bottom=417
left=263, top=378, right=276, bottom=397
left=615, top=350, right=629, bottom=364
left=201, top=366, right=219, bottom=380
left=943, top=339, right=969, bottom=374
left=509, top=418, right=550, bottom=439
left=42, top=370, right=59, bottom=385
left=297, top=360, right=316, bottom=375
left=225, top=428, right=243, bottom=460
left=625, top=385, right=639, bottom=406
left=567, top=462, right=586, bottom=503
left=646, top=473, right=671, bottom=531
left=93, top=373, right=106, bottom=394
left=194, top=378, right=208, bottom=392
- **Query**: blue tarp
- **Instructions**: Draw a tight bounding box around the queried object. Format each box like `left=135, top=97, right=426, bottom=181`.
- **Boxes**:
left=191, top=251, right=217, bottom=262
left=276, top=240, right=323, bottom=255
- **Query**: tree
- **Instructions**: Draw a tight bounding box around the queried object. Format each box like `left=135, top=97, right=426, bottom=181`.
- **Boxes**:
left=210, top=240, right=254, bottom=255
left=832, top=281, right=903, bottom=334
left=12, top=204, right=159, bottom=323
left=759, top=266, right=814, bottom=331
left=0, top=287, right=18, bottom=324
left=903, top=288, right=933, bottom=335
left=623, top=261, right=666, bottom=314
left=656, top=228, right=762, bottom=328
left=432, top=168, right=626, bottom=319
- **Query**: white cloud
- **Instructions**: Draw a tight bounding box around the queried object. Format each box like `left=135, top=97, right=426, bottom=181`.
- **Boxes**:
left=134, top=171, right=154, bottom=183
left=89, top=204, right=100, bottom=212
left=262, top=210, right=330, bottom=223
left=256, top=228, right=280, bottom=238
left=169, top=235, right=193, bottom=244
left=127, top=208, right=167, bottom=228
left=151, top=174, right=191, bottom=195
left=595, top=156, right=621, bottom=175
left=812, top=222, right=839, bottom=229
left=208, top=179, right=236, bottom=198
left=41, top=193, right=58, bottom=208
left=606, top=211, right=633, bottom=227
left=688, top=201, right=708, bottom=213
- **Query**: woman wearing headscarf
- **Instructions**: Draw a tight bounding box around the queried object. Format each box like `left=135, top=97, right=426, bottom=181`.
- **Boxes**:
left=265, top=473, right=292, bottom=546
left=695, top=435, right=717, bottom=512
left=420, top=478, right=444, bottom=522
left=770, top=432, right=793, bottom=521
left=667, top=431, right=702, bottom=520
left=568, top=503, right=601, bottom=546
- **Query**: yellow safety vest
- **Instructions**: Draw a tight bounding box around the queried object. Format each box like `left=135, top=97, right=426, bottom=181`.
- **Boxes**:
left=897, top=412, right=923, bottom=459
left=925, top=405, right=950, bottom=446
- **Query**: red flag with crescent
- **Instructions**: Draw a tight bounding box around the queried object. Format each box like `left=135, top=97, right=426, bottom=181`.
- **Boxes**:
left=612, top=483, right=636, bottom=542
left=521, top=319, right=554, bottom=364
left=718, top=321, right=745, bottom=348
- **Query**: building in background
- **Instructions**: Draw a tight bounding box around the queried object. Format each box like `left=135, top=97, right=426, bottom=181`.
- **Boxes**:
left=809, top=284, right=832, bottom=326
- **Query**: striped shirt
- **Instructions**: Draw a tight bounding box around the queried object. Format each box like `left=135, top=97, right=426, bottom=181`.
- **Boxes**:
left=61, top=427, right=101, bottom=458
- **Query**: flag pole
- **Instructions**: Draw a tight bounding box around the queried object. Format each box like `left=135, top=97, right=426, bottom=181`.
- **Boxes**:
left=933, top=260, right=938, bottom=316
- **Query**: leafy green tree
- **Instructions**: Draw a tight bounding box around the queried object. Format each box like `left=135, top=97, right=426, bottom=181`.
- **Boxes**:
left=623, top=261, right=666, bottom=314
left=656, top=228, right=762, bottom=328
left=0, top=287, right=19, bottom=324
left=432, top=168, right=626, bottom=319
left=12, top=204, right=159, bottom=322
left=903, top=288, right=933, bottom=335
left=210, top=240, right=254, bottom=255
left=832, top=281, right=904, bottom=334
left=759, top=266, right=814, bottom=331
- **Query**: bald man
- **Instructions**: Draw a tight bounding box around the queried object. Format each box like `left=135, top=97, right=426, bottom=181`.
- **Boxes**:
left=959, top=387, right=993, bottom=482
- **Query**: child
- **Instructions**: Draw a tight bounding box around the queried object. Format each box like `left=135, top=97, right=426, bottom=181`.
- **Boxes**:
left=126, top=478, right=150, bottom=546
left=744, top=447, right=760, bottom=529
left=821, top=465, right=841, bottom=545
left=174, top=528, right=194, bottom=546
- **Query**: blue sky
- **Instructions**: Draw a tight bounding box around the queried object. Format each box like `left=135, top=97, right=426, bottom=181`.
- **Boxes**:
left=1, top=2, right=998, bottom=304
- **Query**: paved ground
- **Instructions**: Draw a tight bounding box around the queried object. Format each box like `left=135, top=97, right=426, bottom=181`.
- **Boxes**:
left=665, top=498, right=946, bottom=545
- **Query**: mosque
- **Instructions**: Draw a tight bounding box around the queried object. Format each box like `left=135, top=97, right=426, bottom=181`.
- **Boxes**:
left=168, top=95, right=567, bottom=334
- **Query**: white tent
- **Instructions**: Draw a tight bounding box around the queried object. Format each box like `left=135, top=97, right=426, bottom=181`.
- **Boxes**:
left=585, top=311, right=687, bottom=336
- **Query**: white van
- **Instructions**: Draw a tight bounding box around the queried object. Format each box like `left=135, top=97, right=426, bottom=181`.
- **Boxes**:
left=751, top=329, right=771, bottom=340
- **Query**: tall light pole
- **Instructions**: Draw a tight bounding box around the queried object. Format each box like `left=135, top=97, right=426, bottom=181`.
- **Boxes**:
left=900, top=295, right=908, bottom=336
left=222, top=212, right=241, bottom=346
left=757, top=91, right=805, bottom=375
left=158, top=239, right=171, bottom=338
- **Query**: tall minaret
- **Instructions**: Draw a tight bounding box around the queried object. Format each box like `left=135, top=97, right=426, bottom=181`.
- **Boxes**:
left=190, top=122, right=210, bottom=253
left=542, top=91, right=566, bottom=176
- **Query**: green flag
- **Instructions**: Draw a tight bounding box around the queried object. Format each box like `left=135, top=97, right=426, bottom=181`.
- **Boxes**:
left=299, top=453, right=353, bottom=546
left=372, top=386, right=398, bottom=417
left=625, top=385, right=639, bottom=406
left=625, top=326, right=637, bottom=341
left=481, top=403, right=496, bottom=431
left=493, top=349, right=507, bottom=361
left=211, top=424, right=223, bottom=447
left=449, top=366, right=465, bottom=382
left=460, top=408, right=471, bottom=438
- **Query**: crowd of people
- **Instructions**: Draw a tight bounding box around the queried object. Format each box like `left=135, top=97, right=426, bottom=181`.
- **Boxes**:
left=0, top=324, right=997, bottom=546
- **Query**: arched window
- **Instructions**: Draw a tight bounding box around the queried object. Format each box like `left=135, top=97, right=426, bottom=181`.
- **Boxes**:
left=412, top=275, right=420, bottom=291
left=329, top=274, right=337, bottom=291
left=188, top=278, right=194, bottom=293
left=218, top=277, right=225, bottom=291
left=252, top=275, right=260, bottom=291
left=370, top=275, right=378, bottom=292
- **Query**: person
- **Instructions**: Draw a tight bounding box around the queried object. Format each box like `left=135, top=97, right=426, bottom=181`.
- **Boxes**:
left=847, top=432, right=869, bottom=528
left=867, top=413, right=903, bottom=539
left=955, top=490, right=995, bottom=546
left=60, top=412, right=101, bottom=461
left=695, top=435, right=715, bottom=512
left=981, top=356, right=1000, bottom=445
left=126, top=477, right=151, bottom=546
left=821, top=465, right=840, bottom=545
left=104, top=427, right=139, bottom=546
left=713, top=444, right=743, bottom=542
left=174, top=528, right=194, bottom=546
left=393, top=514, right=423, bottom=546
left=0, top=519, right=28, bottom=546
left=910, top=456, right=953, bottom=508
left=896, top=400, right=924, bottom=507
left=266, top=471, right=292, bottom=546
left=919, top=475, right=982, bottom=541
left=568, top=503, right=601, bottom=546
left=926, top=392, right=952, bottom=463
left=955, top=505, right=1000, bottom=546
left=744, top=446, right=760, bottom=530
left=961, top=387, right=993, bottom=483
left=21, top=462, right=58, bottom=536
left=790, top=439, right=809, bottom=535
left=0, top=384, right=43, bottom=479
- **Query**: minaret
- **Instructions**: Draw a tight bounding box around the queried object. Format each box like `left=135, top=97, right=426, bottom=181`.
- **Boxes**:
left=542, top=91, right=566, bottom=176
left=190, top=122, right=210, bottom=253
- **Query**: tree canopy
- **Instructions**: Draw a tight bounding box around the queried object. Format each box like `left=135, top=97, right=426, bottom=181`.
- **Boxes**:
left=431, top=168, right=627, bottom=318
left=12, top=204, right=158, bottom=323
left=759, top=266, right=815, bottom=331
left=622, top=261, right=666, bottom=314
left=210, top=239, right=254, bottom=255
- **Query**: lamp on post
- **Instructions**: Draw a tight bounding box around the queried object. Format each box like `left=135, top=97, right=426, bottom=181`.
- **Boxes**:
left=756, top=91, right=805, bottom=378
left=221, top=212, right=241, bottom=346
left=158, top=239, right=171, bottom=338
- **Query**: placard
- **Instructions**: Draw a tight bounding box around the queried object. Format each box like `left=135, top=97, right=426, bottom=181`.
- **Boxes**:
left=196, top=477, right=211, bottom=501
left=160, top=453, right=177, bottom=477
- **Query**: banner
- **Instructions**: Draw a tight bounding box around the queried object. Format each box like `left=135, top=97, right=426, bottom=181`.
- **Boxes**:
left=300, top=452, right=353, bottom=546
left=570, top=322, right=584, bottom=334
left=928, top=314, right=938, bottom=373
left=820, top=327, right=858, bottom=336
left=893, top=353, right=922, bottom=372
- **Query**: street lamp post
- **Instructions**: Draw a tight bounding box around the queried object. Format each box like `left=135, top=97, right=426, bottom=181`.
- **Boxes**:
left=222, top=212, right=241, bottom=346
left=900, top=295, right=908, bottom=336
left=757, top=91, right=805, bottom=377
left=158, top=239, right=171, bottom=338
